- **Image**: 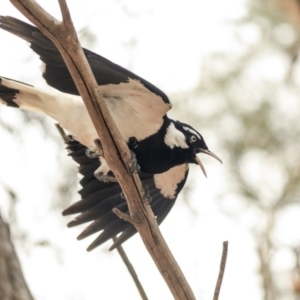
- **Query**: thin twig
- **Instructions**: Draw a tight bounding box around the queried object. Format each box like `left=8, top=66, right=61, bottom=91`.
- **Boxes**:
left=112, top=208, right=132, bottom=223
left=113, top=237, right=148, bottom=300
left=58, top=0, right=72, bottom=24
left=213, top=241, right=228, bottom=300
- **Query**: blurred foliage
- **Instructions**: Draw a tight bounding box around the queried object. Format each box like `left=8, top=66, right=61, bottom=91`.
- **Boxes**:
left=173, top=1, right=300, bottom=299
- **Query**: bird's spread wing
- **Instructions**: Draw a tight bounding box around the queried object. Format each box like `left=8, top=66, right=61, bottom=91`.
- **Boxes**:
left=0, top=16, right=171, bottom=127
left=64, top=138, right=189, bottom=251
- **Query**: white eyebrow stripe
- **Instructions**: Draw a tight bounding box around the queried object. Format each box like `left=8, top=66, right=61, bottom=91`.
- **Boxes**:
left=183, top=126, right=201, bottom=139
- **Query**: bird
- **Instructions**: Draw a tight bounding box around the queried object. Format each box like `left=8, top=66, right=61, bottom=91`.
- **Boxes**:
left=0, top=16, right=222, bottom=251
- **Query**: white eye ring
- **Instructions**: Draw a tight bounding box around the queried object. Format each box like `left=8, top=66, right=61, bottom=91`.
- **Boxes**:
left=190, top=135, right=197, bottom=143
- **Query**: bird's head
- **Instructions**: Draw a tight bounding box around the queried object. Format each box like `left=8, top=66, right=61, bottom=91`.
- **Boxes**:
left=164, top=121, right=222, bottom=176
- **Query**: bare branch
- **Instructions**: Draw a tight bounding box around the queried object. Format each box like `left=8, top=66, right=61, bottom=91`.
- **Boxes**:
left=9, top=0, right=196, bottom=298
left=113, top=237, right=149, bottom=300
left=57, top=0, right=72, bottom=24
left=213, top=241, right=228, bottom=300
left=112, top=208, right=132, bottom=223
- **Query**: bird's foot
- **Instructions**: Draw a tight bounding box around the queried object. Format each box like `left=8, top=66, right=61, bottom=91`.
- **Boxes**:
left=94, top=171, right=117, bottom=183
left=127, top=137, right=140, bottom=173
left=129, top=150, right=140, bottom=174
left=86, top=139, right=104, bottom=159
left=142, top=185, right=152, bottom=203
left=86, top=148, right=100, bottom=159
left=94, top=157, right=116, bottom=182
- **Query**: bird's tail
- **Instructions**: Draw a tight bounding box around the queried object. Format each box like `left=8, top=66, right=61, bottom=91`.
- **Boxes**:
left=0, top=76, right=59, bottom=114
left=0, top=76, right=96, bottom=148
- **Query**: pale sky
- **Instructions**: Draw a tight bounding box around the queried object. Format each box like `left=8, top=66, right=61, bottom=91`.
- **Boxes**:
left=0, top=1, right=266, bottom=300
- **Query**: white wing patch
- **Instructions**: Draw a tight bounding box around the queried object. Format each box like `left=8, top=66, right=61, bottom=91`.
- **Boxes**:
left=164, top=123, right=188, bottom=149
left=183, top=126, right=201, bottom=139
left=154, top=164, right=189, bottom=199
left=99, top=78, right=171, bottom=142
left=0, top=77, right=171, bottom=149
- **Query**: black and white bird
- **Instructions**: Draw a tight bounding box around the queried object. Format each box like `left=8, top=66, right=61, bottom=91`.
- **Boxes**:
left=0, top=16, right=221, bottom=251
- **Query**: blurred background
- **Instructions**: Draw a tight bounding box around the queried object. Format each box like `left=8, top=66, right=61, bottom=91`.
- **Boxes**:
left=0, top=0, right=299, bottom=299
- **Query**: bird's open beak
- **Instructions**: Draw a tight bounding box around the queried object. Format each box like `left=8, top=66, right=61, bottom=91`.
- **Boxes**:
left=195, top=149, right=222, bottom=178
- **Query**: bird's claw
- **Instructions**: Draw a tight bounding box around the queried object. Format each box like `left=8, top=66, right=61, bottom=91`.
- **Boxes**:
left=129, top=150, right=140, bottom=174
left=86, top=148, right=100, bottom=159
left=86, top=139, right=104, bottom=159
left=142, top=185, right=152, bottom=203
left=94, top=172, right=117, bottom=183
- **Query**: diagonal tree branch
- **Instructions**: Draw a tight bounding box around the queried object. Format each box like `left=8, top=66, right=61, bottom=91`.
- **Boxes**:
left=9, top=0, right=196, bottom=298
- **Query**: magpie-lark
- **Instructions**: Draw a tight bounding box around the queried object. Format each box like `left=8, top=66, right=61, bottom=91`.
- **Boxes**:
left=0, top=16, right=221, bottom=250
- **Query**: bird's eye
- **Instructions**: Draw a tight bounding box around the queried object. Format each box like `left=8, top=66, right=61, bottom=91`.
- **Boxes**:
left=190, top=135, right=197, bottom=143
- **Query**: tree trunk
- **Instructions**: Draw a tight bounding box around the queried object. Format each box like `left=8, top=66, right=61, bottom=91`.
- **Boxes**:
left=0, top=213, right=33, bottom=300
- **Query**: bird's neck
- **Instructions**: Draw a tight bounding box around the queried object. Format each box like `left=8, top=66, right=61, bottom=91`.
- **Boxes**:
left=129, top=117, right=192, bottom=174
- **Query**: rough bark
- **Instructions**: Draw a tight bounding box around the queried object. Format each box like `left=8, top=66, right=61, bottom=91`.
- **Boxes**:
left=0, top=213, right=33, bottom=300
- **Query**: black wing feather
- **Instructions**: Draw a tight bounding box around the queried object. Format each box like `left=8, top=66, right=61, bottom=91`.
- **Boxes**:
left=0, top=16, right=170, bottom=103
left=63, top=138, right=188, bottom=250
left=0, top=77, right=25, bottom=107
left=0, top=16, right=188, bottom=250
